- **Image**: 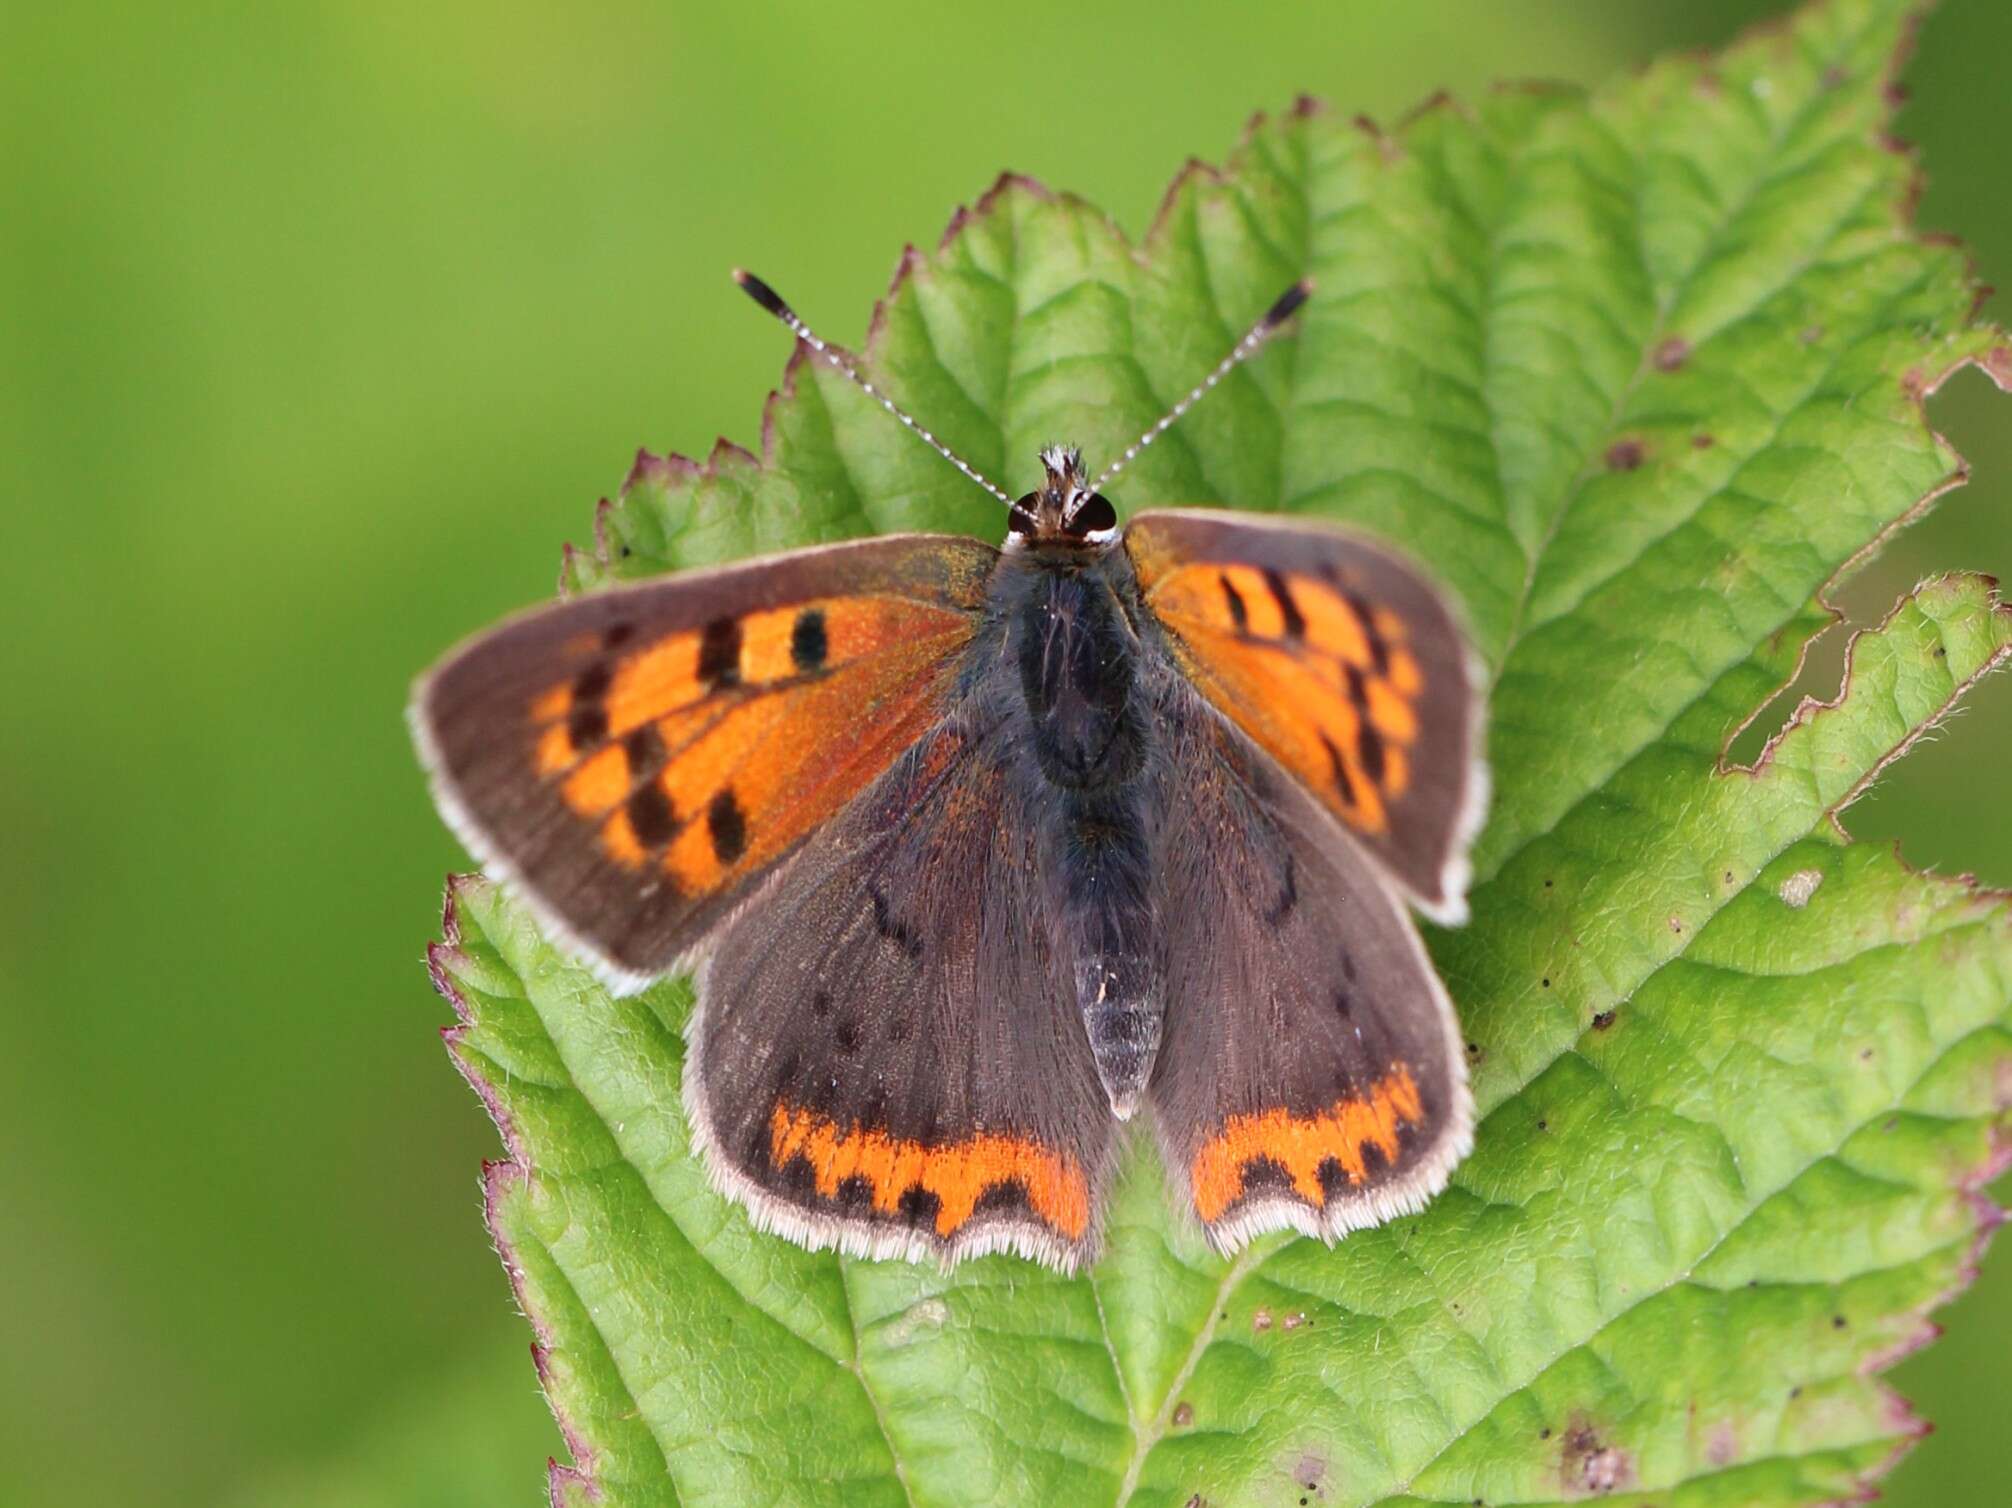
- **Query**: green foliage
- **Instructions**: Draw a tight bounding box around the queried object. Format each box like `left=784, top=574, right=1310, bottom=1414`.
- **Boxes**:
left=427, top=1, right=2012, bottom=1501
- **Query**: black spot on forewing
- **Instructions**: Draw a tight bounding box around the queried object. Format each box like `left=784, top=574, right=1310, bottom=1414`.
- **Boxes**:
left=567, top=703, right=608, bottom=750
left=572, top=662, right=613, bottom=703
left=698, top=616, right=743, bottom=687
left=624, top=722, right=665, bottom=775
left=1345, top=593, right=1390, bottom=674
left=790, top=608, right=829, bottom=672
left=627, top=780, right=676, bottom=848
left=707, top=788, right=747, bottom=864
left=565, top=660, right=612, bottom=750
left=1219, top=572, right=1249, bottom=631
left=1357, top=722, right=1387, bottom=785
left=1263, top=570, right=1306, bottom=638
left=1318, top=733, right=1358, bottom=806
left=1344, top=662, right=1369, bottom=711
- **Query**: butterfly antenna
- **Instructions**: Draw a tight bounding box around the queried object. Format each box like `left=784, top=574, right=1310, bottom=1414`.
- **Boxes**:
left=732, top=268, right=1017, bottom=508
left=1088, top=279, right=1313, bottom=494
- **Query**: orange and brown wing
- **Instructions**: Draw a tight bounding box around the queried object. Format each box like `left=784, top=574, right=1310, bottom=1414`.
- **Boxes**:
left=1126, top=508, right=1484, bottom=921
left=413, top=534, right=996, bottom=983
left=689, top=716, right=1117, bottom=1271
left=1146, top=676, right=1472, bottom=1253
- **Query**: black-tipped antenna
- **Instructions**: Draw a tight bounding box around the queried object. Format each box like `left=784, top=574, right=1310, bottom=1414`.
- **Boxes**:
left=1088, top=278, right=1314, bottom=494
left=732, top=269, right=1015, bottom=508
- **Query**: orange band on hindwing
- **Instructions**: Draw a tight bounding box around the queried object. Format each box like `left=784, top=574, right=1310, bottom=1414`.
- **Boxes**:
left=1190, top=1066, right=1425, bottom=1222
left=768, top=1102, right=1091, bottom=1240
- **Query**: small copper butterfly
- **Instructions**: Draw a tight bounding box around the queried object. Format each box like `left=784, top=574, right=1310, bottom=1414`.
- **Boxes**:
left=413, top=271, right=1486, bottom=1271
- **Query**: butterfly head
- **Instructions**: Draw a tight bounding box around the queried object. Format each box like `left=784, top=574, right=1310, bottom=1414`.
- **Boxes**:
left=733, top=268, right=1312, bottom=552
left=1006, top=445, right=1120, bottom=550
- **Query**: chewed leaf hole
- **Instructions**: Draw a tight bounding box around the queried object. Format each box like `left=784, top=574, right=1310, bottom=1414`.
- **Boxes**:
left=1724, top=367, right=2005, bottom=778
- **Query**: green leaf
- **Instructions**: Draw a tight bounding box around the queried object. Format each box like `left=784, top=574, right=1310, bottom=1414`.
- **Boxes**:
left=426, top=1, right=2012, bottom=1502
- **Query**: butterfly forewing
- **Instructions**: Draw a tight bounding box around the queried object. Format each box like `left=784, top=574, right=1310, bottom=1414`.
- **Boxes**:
left=689, top=715, right=1117, bottom=1270
left=1126, top=509, right=1484, bottom=921
left=1146, top=680, right=1473, bottom=1251
left=414, top=535, right=995, bottom=982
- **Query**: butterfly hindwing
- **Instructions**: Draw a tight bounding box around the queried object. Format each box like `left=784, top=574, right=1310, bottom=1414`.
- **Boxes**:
left=688, top=715, right=1116, bottom=1270
left=413, top=535, right=995, bottom=983
left=1126, top=508, right=1484, bottom=921
left=1147, top=680, right=1473, bottom=1252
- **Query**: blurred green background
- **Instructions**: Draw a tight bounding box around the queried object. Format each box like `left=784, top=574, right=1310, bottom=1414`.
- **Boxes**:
left=5, top=3, right=2006, bottom=1503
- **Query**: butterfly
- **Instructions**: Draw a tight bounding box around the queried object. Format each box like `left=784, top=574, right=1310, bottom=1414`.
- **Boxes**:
left=413, top=270, right=1486, bottom=1273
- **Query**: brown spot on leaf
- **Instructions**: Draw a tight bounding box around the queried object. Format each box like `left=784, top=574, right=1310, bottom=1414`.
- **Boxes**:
left=1707, top=1421, right=1738, bottom=1466
left=1173, top=1401, right=1194, bottom=1427
left=1691, top=433, right=1715, bottom=450
left=1293, top=1452, right=1326, bottom=1493
left=1652, top=337, right=1690, bottom=372
left=1253, top=1307, right=1273, bottom=1332
left=1592, top=1009, right=1617, bottom=1031
left=1283, top=1311, right=1307, bottom=1331
left=1605, top=439, right=1645, bottom=471
left=1562, top=1419, right=1633, bottom=1495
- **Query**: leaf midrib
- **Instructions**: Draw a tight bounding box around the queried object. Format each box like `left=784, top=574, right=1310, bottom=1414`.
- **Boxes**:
left=841, top=1262, right=918, bottom=1508
left=1109, top=1244, right=1270, bottom=1508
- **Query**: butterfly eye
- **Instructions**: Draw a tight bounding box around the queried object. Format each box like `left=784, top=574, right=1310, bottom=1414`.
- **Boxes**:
left=1009, top=493, right=1041, bottom=535
left=1067, top=493, right=1118, bottom=537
